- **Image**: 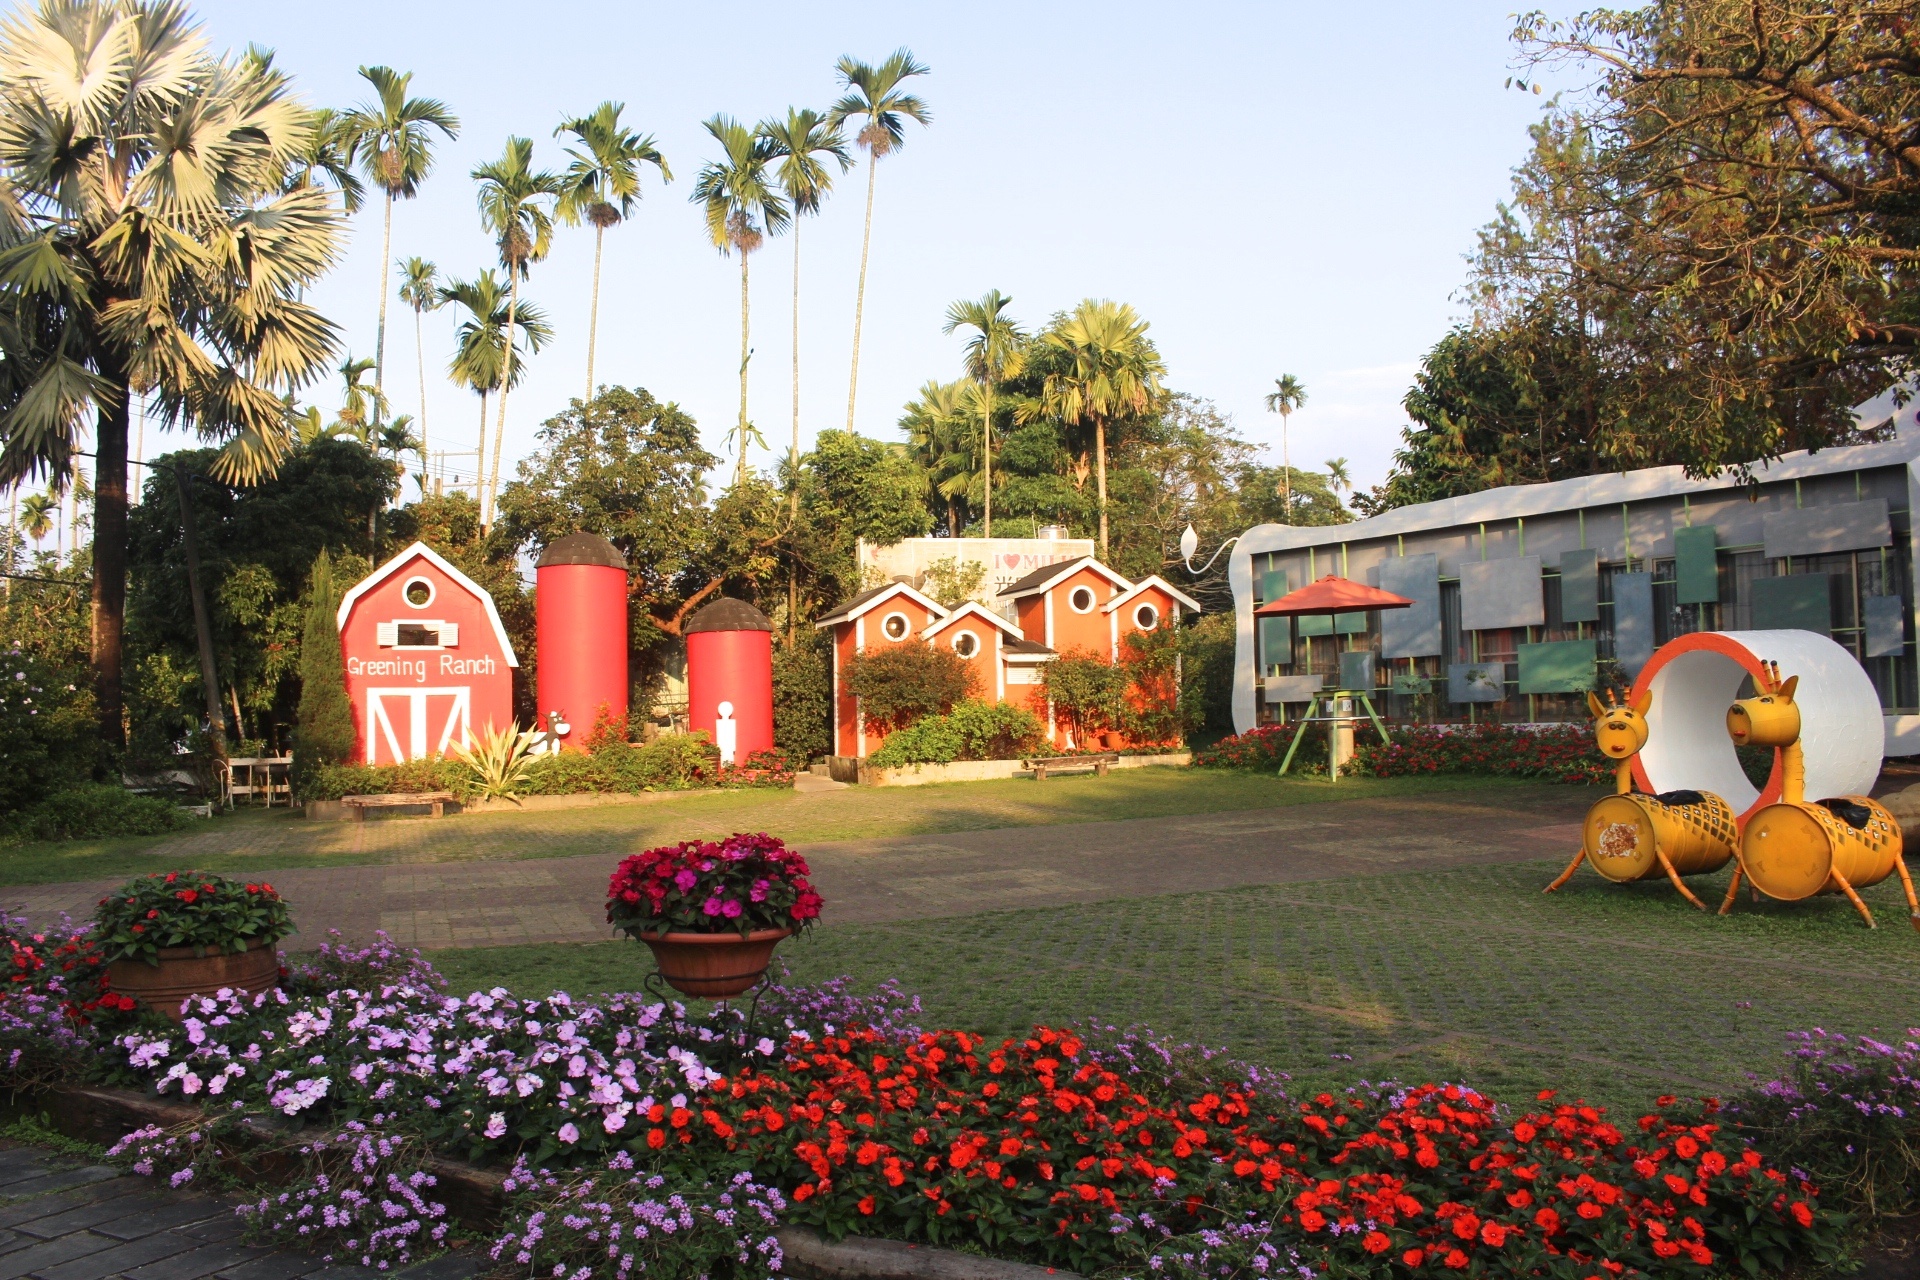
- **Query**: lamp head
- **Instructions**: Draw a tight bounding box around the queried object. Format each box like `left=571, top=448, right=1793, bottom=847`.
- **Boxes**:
left=1179, top=524, right=1198, bottom=564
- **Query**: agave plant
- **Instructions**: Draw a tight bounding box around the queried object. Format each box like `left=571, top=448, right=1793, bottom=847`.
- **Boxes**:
left=452, top=724, right=542, bottom=803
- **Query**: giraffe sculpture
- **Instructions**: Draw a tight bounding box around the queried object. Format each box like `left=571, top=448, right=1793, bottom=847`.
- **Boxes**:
left=1726, top=661, right=1919, bottom=931
left=1544, top=687, right=1737, bottom=908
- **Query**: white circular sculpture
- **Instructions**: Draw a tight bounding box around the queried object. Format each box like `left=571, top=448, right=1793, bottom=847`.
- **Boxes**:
left=1631, top=629, right=1884, bottom=820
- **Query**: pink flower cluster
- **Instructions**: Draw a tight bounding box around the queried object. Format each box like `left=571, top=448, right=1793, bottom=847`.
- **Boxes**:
left=605, top=832, right=823, bottom=938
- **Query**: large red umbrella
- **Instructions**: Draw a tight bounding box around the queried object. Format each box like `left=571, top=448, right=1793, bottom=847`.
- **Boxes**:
left=1254, top=574, right=1413, bottom=617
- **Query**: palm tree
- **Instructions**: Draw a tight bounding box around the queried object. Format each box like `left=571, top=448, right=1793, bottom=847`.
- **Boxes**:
left=1325, top=457, right=1352, bottom=499
left=691, top=115, right=790, bottom=487
left=19, top=493, right=55, bottom=546
left=828, top=49, right=931, bottom=432
left=1023, top=300, right=1167, bottom=556
left=473, top=137, right=563, bottom=528
left=757, top=108, right=850, bottom=512
left=0, top=8, right=346, bottom=746
left=441, top=270, right=553, bottom=501
left=555, top=102, right=671, bottom=403
left=397, top=257, right=439, bottom=488
left=901, top=379, right=977, bottom=536
left=285, top=106, right=365, bottom=213
left=1265, top=374, right=1307, bottom=521
left=942, top=291, right=1023, bottom=538
left=345, top=67, right=459, bottom=394
left=332, top=357, right=386, bottom=443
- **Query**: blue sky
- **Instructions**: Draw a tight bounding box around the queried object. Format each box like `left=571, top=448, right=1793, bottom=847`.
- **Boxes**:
left=178, top=0, right=1575, bottom=506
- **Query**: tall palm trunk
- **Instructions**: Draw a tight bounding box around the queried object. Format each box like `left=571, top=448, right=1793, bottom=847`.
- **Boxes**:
left=790, top=221, right=801, bottom=519
left=845, top=156, right=878, bottom=431
left=1280, top=410, right=1291, bottom=521
left=475, top=392, right=488, bottom=500
left=375, top=192, right=394, bottom=391
left=4, top=484, right=16, bottom=601
left=414, top=307, right=428, bottom=495
left=737, top=249, right=751, bottom=487
left=1095, top=417, right=1108, bottom=556
left=488, top=273, right=521, bottom=529
left=981, top=380, right=992, bottom=539
left=173, top=462, right=226, bottom=757
left=91, top=352, right=130, bottom=750
left=586, top=223, right=605, bottom=402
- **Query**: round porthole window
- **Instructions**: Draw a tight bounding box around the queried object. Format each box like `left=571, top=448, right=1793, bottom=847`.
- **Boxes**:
left=402, top=576, right=436, bottom=609
left=952, top=630, right=980, bottom=658
left=881, top=612, right=910, bottom=641
left=1068, top=585, right=1096, bottom=613
left=1134, top=602, right=1160, bottom=631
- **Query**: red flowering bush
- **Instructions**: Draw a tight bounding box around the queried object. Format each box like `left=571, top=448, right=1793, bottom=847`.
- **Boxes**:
left=91, top=872, right=293, bottom=965
left=605, top=831, right=823, bottom=938
left=1192, top=723, right=1326, bottom=771
left=1196, top=722, right=1609, bottom=785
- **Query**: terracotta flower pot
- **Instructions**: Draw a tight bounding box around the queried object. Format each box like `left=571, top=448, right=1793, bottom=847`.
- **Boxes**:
left=108, top=938, right=280, bottom=1022
left=637, top=928, right=791, bottom=999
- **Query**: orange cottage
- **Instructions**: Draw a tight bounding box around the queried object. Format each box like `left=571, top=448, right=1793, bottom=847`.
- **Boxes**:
left=815, top=555, right=1199, bottom=761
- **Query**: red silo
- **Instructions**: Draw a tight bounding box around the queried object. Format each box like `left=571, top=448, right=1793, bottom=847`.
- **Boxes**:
left=685, top=598, right=774, bottom=765
left=536, top=533, right=629, bottom=751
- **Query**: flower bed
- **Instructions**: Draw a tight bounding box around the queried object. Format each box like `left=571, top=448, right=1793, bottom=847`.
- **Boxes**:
left=1195, top=721, right=1610, bottom=785
left=303, top=740, right=795, bottom=803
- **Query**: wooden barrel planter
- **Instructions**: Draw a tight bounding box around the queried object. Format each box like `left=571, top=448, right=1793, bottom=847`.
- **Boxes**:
left=638, top=928, right=791, bottom=998
left=108, top=939, right=280, bottom=1022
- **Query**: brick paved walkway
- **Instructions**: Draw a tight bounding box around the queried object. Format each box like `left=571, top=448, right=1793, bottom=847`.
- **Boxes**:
left=0, top=1145, right=477, bottom=1280
left=3, top=791, right=1588, bottom=951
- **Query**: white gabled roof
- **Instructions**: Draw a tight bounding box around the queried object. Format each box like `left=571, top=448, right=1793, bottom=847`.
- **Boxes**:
left=813, top=580, right=949, bottom=628
left=921, top=600, right=1024, bottom=640
left=1102, top=574, right=1203, bottom=615
left=336, top=541, right=520, bottom=667
left=996, top=555, right=1133, bottom=601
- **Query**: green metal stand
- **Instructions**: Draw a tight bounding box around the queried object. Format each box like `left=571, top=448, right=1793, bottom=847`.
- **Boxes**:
left=1276, top=688, right=1391, bottom=781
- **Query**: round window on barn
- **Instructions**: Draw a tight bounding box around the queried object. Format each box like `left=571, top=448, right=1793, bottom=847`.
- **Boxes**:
left=1068, top=585, right=1096, bottom=613
left=1134, top=602, right=1160, bottom=631
left=952, top=630, right=979, bottom=658
left=402, top=576, right=436, bottom=609
left=881, top=611, right=910, bottom=641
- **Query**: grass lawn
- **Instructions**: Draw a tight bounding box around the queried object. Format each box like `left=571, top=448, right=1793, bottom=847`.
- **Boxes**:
left=0, top=768, right=1541, bottom=886
left=427, top=856, right=1920, bottom=1115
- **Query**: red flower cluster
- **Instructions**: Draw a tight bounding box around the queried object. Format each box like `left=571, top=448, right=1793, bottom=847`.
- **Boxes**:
left=605, top=831, right=823, bottom=938
left=1195, top=721, right=1610, bottom=785
left=2, top=932, right=134, bottom=1019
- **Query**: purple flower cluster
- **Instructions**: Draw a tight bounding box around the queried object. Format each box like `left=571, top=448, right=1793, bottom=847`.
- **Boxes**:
left=1110, top=1209, right=1313, bottom=1280
left=283, top=930, right=446, bottom=996
left=490, top=1152, right=786, bottom=1280
left=1744, top=1027, right=1920, bottom=1122
left=756, top=972, right=924, bottom=1043
left=236, top=1118, right=449, bottom=1270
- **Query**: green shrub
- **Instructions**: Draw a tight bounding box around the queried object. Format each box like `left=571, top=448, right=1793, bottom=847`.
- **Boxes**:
left=867, top=699, right=1045, bottom=768
left=1, top=784, right=188, bottom=843
left=0, top=642, right=97, bottom=817
left=1039, top=648, right=1130, bottom=743
left=521, top=734, right=721, bottom=794
left=867, top=716, right=964, bottom=768
left=840, top=642, right=976, bottom=731
left=304, top=759, right=469, bottom=802
left=773, top=631, right=831, bottom=762
left=291, top=551, right=356, bottom=801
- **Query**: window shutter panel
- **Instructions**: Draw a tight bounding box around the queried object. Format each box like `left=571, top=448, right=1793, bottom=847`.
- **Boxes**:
left=438, top=622, right=458, bottom=646
left=376, top=622, right=399, bottom=646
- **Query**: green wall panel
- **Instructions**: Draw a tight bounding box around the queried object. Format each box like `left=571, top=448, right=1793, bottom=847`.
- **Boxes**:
left=1259, top=616, right=1291, bottom=668
left=1559, top=549, right=1600, bottom=623
left=1674, top=525, right=1719, bottom=604
left=1517, top=639, right=1598, bottom=694
left=1750, top=574, right=1832, bottom=634
left=1297, top=615, right=1334, bottom=637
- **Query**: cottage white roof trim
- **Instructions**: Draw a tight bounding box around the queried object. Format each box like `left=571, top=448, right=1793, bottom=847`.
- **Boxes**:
left=921, top=600, right=1024, bottom=640
left=1101, top=574, right=1203, bottom=615
left=996, top=555, right=1133, bottom=601
left=336, top=541, right=520, bottom=667
left=812, top=581, right=949, bottom=628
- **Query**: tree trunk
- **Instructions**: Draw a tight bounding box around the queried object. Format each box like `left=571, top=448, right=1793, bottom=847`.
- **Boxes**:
left=1281, top=412, right=1291, bottom=523
left=738, top=248, right=751, bottom=487
left=173, top=462, right=226, bottom=758
left=790, top=219, right=801, bottom=520
left=488, top=272, right=521, bottom=530
left=846, top=157, right=878, bottom=432
left=414, top=306, right=428, bottom=497
left=375, top=192, right=393, bottom=392
left=1095, top=417, right=1108, bottom=556
left=90, top=356, right=130, bottom=751
left=982, top=379, right=992, bottom=539
left=475, top=391, right=487, bottom=504
left=586, top=223, right=605, bottom=403
left=4, top=484, right=15, bottom=601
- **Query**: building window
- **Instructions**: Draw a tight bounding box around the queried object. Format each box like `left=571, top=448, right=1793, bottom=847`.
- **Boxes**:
left=1068, top=585, right=1096, bottom=613
left=880, top=611, right=910, bottom=641
left=952, top=630, right=979, bottom=658
left=402, top=576, right=436, bottom=609
left=1133, top=602, right=1159, bottom=631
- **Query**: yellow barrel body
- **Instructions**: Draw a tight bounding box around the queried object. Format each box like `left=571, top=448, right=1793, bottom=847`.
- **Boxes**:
left=1582, top=792, right=1737, bottom=884
left=1739, top=796, right=1903, bottom=901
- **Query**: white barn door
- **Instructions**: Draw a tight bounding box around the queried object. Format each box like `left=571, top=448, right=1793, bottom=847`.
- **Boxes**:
left=365, top=687, right=473, bottom=764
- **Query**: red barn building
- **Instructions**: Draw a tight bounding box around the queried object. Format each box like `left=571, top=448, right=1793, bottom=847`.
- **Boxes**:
left=815, top=556, right=1199, bottom=761
left=336, top=542, right=519, bottom=765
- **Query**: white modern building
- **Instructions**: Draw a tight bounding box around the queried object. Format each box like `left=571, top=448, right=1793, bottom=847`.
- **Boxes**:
left=1227, top=389, right=1920, bottom=755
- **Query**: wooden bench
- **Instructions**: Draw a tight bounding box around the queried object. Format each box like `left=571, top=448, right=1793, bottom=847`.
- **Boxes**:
left=341, top=791, right=455, bottom=820
left=1022, top=754, right=1119, bottom=781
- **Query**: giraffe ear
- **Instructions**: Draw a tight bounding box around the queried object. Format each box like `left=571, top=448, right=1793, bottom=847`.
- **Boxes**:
left=1778, top=675, right=1798, bottom=700
left=1587, top=691, right=1606, bottom=719
left=1630, top=687, right=1653, bottom=717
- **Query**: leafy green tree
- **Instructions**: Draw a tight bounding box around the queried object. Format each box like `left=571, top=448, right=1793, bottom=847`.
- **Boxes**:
left=0, top=6, right=347, bottom=748
left=291, top=549, right=356, bottom=798
left=473, top=137, right=563, bottom=526
left=943, top=291, right=1023, bottom=536
left=692, top=115, right=789, bottom=486
left=900, top=380, right=975, bottom=536
left=773, top=623, right=831, bottom=763
left=841, top=642, right=974, bottom=732
left=555, top=102, right=672, bottom=401
left=828, top=49, right=932, bottom=431
left=345, top=66, right=459, bottom=393
left=790, top=428, right=931, bottom=609
left=1264, top=375, right=1307, bottom=520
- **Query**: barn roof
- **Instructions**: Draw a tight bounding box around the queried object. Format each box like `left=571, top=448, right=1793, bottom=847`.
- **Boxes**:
left=536, top=532, right=627, bottom=569
left=336, top=541, right=520, bottom=667
left=686, top=597, right=774, bottom=633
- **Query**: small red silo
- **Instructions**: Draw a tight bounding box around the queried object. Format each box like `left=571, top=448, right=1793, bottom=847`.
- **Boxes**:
left=535, top=533, right=629, bottom=750
left=685, top=598, right=774, bottom=765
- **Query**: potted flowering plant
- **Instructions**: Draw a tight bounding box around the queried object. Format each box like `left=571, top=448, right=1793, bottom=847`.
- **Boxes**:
left=92, top=871, right=293, bottom=1020
left=605, top=832, right=822, bottom=998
